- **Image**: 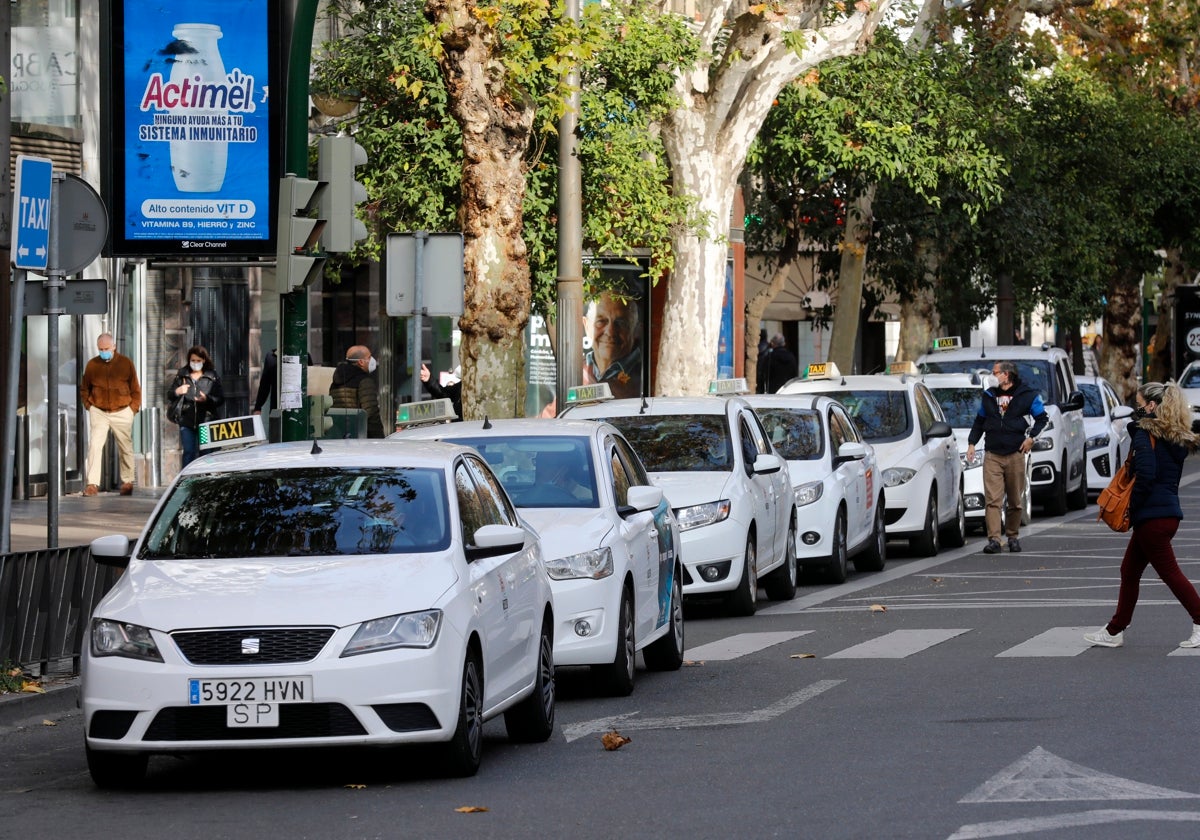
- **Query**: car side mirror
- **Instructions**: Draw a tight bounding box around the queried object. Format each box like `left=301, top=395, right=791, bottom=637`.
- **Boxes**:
left=619, top=485, right=664, bottom=518
left=91, top=534, right=132, bottom=569
left=1111, top=405, right=1134, bottom=421
left=752, top=453, right=783, bottom=475
left=465, top=524, right=527, bottom=561
left=1061, top=391, right=1085, bottom=412
left=926, top=421, right=952, bottom=440
left=834, top=441, right=867, bottom=464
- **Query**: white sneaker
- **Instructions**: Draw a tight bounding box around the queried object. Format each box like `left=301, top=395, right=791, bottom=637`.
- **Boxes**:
left=1180, top=626, right=1200, bottom=648
left=1083, top=628, right=1123, bottom=648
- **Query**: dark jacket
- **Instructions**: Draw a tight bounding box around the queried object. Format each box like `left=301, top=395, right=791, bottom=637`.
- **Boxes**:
left=967, top=380, right=1049, bottom=455
left=1129, top=417, right=1194, bottom=524
left=757, top=346, right=799, bottom=394
left=330, top=360, right=385, bottom=438
left=167, top=368, right=224, bottom=429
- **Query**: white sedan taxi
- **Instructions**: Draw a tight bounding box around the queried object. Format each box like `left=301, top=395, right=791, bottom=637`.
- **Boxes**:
left=562, top=379, right=797, bottom=616
left=922, top=371, right=1032, bottom=532
left=779, top=363, right=965, bottom=556
left=391, top=409, right=685, bottom=697
left=82, top=439, right=555, bottom=786
left=1078, top=375, right=1134, bottom=495
left=745, top=394, right=887, bottom=584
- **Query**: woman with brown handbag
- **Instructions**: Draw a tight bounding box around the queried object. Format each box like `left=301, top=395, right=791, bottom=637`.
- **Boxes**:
left=1085, top=381, right=1200, bottom=648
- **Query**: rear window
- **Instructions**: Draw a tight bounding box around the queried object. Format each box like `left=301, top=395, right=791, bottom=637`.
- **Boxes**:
left=805, top=391, right=911, bottom=442
left=755, top=408, right=823, bottom=460
left=599, top=414, right=732, bottom=472
left=930, top=387, right=981, bottom=428
left=139, top=467, right=450, bottom=559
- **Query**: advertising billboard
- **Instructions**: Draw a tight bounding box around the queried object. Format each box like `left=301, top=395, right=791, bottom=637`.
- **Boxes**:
left=102, top=0, right=280, bottom=258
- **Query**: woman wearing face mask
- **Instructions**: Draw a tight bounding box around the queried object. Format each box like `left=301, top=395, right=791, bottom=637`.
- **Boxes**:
left=167, top=345, right=225, bottom=467
left=1085, top=381, right=1200, bottom=649
left=329, top=345, right=385, bottom=438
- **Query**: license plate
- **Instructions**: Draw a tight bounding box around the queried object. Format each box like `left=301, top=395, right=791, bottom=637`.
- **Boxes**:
left=188, top=676, right=313, bottom=706
left=227, top=702, right=280, bottom=728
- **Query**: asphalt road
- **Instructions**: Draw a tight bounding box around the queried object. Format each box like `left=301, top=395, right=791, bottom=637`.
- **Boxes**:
left=6, top=467, right=1200, bottom=840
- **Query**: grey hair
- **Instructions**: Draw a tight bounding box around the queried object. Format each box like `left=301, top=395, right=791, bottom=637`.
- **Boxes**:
left=769, top=333, right=786, bottom=348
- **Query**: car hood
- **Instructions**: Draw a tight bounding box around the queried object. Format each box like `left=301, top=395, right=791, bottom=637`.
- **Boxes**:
left=648, top=471, right=732, bottom=507
left=96, top=553, right=460, bottom=631
left=868, top=438, right=923, bottom=470
left=517, top=508, right=613, bottom=561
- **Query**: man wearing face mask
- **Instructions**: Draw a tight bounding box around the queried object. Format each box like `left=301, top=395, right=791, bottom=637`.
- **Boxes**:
left=330, top=345, right=385, bottom=438
left=80, top=332, right=142, bottom=496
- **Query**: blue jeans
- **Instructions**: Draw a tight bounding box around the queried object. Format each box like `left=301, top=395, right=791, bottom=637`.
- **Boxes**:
left=180, top=426, right=200, bottom=467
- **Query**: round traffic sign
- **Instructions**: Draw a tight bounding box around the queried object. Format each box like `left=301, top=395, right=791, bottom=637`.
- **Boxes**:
left=43, top=175, right=109, bottom=276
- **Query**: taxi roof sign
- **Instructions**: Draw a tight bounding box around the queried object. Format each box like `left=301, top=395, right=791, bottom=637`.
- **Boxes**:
left=804, top=362, right=841, bottom=380
left=395, top=398, right=456, bottom=428
left=565, top=383, right=613, bottom=405
left=198, top=414, right=267, bottom=452
left=887, top=361, right=919, bottom=376
left=708, top=377, right=749, bottom=395
left=931, top=336, right=963, bottom=352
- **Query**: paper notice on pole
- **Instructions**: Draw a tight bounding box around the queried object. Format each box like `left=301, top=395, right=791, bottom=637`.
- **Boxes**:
left=280, top=355, right=303, bottom=410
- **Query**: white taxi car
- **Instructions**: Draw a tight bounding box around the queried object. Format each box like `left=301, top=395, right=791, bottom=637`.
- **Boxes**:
left=922, top=371, right=1031, bottom=532
left=1077, top=375, right=1134, bottom=495
left=562, top=380, right=797, bottom=617
left=392, top=412, right=684, bottom=697
left=82, top=439, right=555, bottom=785
left=745, top=394, right=887, bottom=584
left=778, top=364, right=965, bottom=556
left=1176, top=361, right=1200, bottom=432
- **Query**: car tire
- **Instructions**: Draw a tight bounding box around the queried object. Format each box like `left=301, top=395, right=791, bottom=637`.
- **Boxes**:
left=504, top=617, right=556, bottom=743
left=909, top=491, right=940, bottom=557
left=825, top=510, right=849, bottom=584
left=764, top=517, right=798, bottom=601
left=443, top=650, right=484, bottom=777
left=1067, top=466, right=1088, bottom=510
left=1043, top=457, right=1069, bottom=516
left=594, top=587, right=636, bottom=697
left=940, top=484, right=967, bottom=548
left=726, top=535, right=758, bottom=617
left=85, top=744, right=148, bottom=789
left=644, top=570, right=685, bottom=672
left=854, top=496, right=887, bottom=573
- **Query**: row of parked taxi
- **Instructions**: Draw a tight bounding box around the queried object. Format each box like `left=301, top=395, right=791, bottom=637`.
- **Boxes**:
left=79, top=338, right=1135, bottom=786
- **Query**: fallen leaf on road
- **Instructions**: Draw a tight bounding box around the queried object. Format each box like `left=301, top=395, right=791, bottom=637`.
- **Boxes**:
left=21, top=682, right=45, bottom=694
left=683, top=660, right=705, bottom=666
left=869, top=604, right=887, bottom=612
left=789, top=653, right=816, bottom=659
left=601, top=730, right=632, bottom=751
left=455, top=806, right=489, bottom=813
left=344, top=784, right=366, bottom=789
left=42, top=719, right=57, bottom=726
left=931, top=577, right=943, bottom=584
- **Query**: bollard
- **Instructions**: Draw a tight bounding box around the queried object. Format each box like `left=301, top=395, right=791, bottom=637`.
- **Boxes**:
left=143, top=406, right=163, bottom=488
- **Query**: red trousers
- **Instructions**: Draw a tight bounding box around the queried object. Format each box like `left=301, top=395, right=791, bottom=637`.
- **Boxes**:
left=1107, top=517, right=1200, bottom=634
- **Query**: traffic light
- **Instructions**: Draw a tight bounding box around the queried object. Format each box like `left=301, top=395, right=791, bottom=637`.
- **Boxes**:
left=317, top=135, right=369, bottom=253
left=276, top=174, right=327, bottom=291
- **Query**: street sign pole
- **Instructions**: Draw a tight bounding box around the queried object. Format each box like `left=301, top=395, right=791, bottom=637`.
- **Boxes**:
left=0, top=267, right=26, bottom=553
left=45, top=173, right=65, bottom=548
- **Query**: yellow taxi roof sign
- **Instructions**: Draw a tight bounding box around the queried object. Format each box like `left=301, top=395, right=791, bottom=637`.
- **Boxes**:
left=566, top=383, right=613, bottom=405
left=198, top=414, right=267, bottom=452
left=395, top=398, right=457, bottom=428
left=708, top=377, right=749, bottom=395
left=931, top=336, right=963, bottom=352
left=804, top=362, right=841, bottom=380
left=888, top=361, right=919, bottom=376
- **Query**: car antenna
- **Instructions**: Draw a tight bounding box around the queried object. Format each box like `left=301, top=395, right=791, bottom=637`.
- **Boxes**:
left=482, top=415, right=492, bottom=429
left=311, top=439, right=322, bottom=455
left=639, top=396, right=649, bottom=415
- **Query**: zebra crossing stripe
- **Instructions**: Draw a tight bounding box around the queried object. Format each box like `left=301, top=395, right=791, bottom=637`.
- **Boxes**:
left=825, top=628, right=969, bottom=658
left=685, top=631, right=811, bottom=661
left=995, top=627, right=1095, bottom=657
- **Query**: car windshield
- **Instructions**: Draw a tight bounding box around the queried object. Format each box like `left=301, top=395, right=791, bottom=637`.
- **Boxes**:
left=805, top=391, right=911, bottom=442
left=754, top=408, right=823, bottom=460
left=139, top=467, right=450, bottom=559
left=930, top=387, right=981, bottom=428
left=1080, top=384, right=1105, bottom=418
left=1182, top=367, right=1200, bottom=389
left=599, top=414, right=732, bottom=472
left=447, top=435, right=598, bottom=508
left=920, top=358, right=1054, bottom=402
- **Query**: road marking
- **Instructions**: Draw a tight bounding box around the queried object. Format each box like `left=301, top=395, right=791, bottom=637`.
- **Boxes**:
left=825, top=628, right=969, bottom=658
left=560, top=679, right=843, bottom=743
left=947, top=810, right=1200, bottom=839
left=959, top=746, right=1200, bottom=803
left=995, top=627, right=1095, bottom=657
left=685, top=631, right=811, bottom=661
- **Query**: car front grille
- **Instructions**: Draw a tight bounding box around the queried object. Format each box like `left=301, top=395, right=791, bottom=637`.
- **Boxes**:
left=143, top=704, right=366, bottom=741
left=172, top=627, right=336, bottom=665
left=373, top=703, right=441, bottom=732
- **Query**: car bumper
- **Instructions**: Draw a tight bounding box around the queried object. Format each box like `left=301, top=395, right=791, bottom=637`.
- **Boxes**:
left=677, top=517, right=747, bottom=596
left=1086, top=447, right=1113, bottom=490
left=881, top=476, right=933, bottom=536
left=793, top=492, right=843, bottom=560
left=549, top=577, right=620, bottom=667
left=962, top=469, right=985, bottom=524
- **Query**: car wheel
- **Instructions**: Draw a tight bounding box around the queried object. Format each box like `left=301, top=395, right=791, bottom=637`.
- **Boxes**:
left=940, top=484, right=967, bottom=548
left=1067, top=466, right=1088, bottom=510
left=644, top=570, right=685, bottom=672
left=726, top=535, right=758, bottom=617
left=1044, top=457, right=1069, bottom=516
left=504, top=616, right=556, bottom=743
left=594, top=588, right=636, bottom=697
left=854, top=496, right=887, bottom=573
left=764, top=517, right=798, bottom=601
left=909, top=491, right=940, bottom=557
left=443, top=650, right=484, bottom=777
left=825, top=510, right=849, bottom=584
left=85, top=744, right=148, bottom=789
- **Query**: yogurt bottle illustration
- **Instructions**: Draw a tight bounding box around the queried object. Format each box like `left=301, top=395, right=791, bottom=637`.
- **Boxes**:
left=168, top=23, right=227, bottom=192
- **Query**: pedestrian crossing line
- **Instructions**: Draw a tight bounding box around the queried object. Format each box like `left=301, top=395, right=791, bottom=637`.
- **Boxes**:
left=684, top=631, right=812, bottom=661
left=825, top=628, right=970, bottom=658
left=995, top=626, right=1095, bottom=657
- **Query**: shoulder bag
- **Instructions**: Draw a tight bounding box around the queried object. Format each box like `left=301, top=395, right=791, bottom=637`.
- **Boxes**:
left=1096, top=436, right=1153, bottom=532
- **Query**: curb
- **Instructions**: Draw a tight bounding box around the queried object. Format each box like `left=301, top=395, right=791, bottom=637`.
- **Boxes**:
left=0, top=679, right=80, bottom=730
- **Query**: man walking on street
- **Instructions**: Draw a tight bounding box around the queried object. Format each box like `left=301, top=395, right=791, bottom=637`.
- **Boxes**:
left=330, top=345, right=385, bottom=438
left=80, top=333, right=141, bottom=496
left=966, top=361, right=1047, bottom=553
left=757, top=333, right=799, bottom=394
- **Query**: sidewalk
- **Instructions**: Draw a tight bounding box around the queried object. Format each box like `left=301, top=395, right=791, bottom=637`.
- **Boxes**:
left=5, top=485, right=163, bottom=553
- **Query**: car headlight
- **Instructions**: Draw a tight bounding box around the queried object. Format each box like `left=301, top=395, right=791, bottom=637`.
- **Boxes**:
left=882, top=467, right=917, bottom=487
left=1085, top=434, right=1110, bottom=450
left=674, top=499, right=732, bottom=531
left=1031, top=437, right=1053, bottom=451
left=545, top=546, right=614, bottom=580
left=342, top=610, right=442, bottom=656
left=793, top=480, right=824, bottom=507
left=960, top=449, right=984, bottom=470
left=90, top=619, right=163, bottom=662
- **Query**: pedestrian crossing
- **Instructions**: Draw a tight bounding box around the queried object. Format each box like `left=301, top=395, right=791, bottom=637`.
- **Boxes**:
left=681, top=628, right=1200, bottom=661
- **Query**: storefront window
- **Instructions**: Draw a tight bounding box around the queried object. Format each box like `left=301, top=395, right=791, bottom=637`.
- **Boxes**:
left=12, top=0, right=81, bottom=131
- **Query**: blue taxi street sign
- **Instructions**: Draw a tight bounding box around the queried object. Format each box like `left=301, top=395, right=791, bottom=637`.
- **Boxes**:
left=13, top=155, right=53, bottom=271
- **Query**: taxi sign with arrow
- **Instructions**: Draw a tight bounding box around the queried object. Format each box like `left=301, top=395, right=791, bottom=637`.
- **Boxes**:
left=13, top=155, right=52, bottom=270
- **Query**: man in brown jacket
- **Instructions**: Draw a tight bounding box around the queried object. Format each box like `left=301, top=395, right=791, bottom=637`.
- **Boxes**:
left=80, top=333, right=141, bottom=495
left=329, top=345, right=385, bottom=438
